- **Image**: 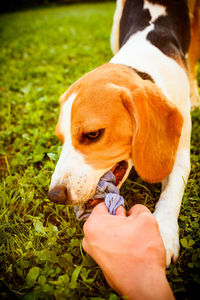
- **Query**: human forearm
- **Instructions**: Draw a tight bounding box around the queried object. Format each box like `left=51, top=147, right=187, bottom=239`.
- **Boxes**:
left=119, top=265, right=174, bottom=300
left=83, top=204, right=174, bottom=300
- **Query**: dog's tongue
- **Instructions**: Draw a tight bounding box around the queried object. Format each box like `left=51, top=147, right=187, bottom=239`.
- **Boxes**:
left=111, top=160, right=128, bottom=185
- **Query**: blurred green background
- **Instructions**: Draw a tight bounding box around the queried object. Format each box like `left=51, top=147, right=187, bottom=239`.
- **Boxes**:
left=0, top=1, right=200, bottom=299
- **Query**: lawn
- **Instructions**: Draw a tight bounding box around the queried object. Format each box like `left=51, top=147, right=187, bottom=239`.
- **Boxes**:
left=0, top=2, right=200, bottom=299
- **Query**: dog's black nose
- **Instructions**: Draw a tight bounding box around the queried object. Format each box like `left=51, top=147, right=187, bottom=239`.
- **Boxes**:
left=47, top=185, right=67, bottom=204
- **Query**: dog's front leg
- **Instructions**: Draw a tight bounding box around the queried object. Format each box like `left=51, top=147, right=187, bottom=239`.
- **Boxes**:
left=154, top=117, right=191, bottom=266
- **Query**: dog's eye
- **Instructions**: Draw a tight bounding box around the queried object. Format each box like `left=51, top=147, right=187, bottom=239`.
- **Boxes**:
left=84, top=129, right=104, bottom=141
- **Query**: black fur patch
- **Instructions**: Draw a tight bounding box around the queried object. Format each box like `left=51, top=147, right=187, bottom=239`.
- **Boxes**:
left=119, top=0, right=190, bottom=63
left=119, top=0, right=151, bottom=47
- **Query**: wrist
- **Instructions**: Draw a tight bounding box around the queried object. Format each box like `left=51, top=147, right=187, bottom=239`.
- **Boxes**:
left=119, top=264, right=174, bottom=300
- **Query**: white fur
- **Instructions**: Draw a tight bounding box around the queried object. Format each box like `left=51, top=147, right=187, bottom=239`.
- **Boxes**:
left=144, top=0, right=167, bottom=23
left=110, top=0, right=167, bottom=55
left=110, top=12, right=191, bottom=265
left=50, top=93, right=108, bottom=204
left=154, top=148, right=191, bottom=265
left=110, top=26, right=190, bottom=107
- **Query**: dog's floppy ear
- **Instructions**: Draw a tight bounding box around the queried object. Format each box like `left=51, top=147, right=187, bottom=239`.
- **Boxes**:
left=122, top=81, right=183, bottom=183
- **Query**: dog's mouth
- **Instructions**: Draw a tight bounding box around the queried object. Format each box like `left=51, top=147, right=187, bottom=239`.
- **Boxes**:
left=110, top=160, right=129, bottom=186
left=75, top=160, right=128, bottom=220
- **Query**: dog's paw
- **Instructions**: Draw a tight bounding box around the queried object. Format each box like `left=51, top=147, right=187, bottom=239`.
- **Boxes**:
left=154, top=213, right=180, bottom=267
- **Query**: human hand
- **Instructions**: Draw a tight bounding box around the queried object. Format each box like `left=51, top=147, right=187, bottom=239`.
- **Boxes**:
left=82, top=203, right=174, bottom=300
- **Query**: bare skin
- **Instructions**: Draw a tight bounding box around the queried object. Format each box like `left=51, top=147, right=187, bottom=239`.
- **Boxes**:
left=82, top=203, right=175, bottom=300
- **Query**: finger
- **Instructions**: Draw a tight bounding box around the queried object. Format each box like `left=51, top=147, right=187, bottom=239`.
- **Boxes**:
left=92, top=201, right=109, bottom=215
left=128, top=204, right=151, bottom=217
left=83, top=202, right=109, bottom=241
left=82, top=237, right=89, bottom=253
left=115, top=205, right=126, bottom=216
left=82, top=239, right=93, bottom=258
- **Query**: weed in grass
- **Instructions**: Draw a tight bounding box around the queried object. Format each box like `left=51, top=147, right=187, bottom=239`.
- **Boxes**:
left=0, top=2, right=200, bottom=299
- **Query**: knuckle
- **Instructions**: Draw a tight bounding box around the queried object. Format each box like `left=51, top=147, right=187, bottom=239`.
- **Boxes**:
left=82, top=237, right=88, bottom=252
left=140, top=212, right=158, bottom=229
left=83, top=218, right=95, bottom=238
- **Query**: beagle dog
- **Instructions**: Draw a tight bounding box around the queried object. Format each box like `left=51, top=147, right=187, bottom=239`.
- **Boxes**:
left=48, top=0, right=200, bottom=266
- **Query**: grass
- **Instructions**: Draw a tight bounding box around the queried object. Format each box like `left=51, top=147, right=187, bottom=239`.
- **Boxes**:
left=0, top=2, right=200, bottom=299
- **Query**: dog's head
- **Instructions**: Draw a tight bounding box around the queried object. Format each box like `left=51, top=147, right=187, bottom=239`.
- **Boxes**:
left=48, top=63, right=183, bottom=214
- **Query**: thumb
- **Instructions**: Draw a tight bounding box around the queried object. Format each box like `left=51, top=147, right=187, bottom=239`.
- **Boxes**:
left=128, top=204, right=151, bottom=217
